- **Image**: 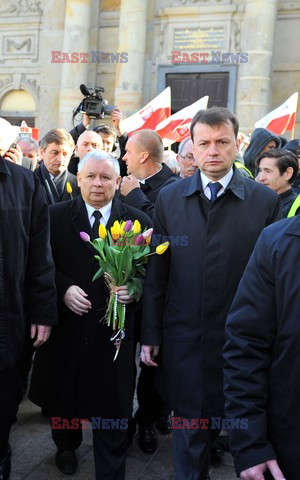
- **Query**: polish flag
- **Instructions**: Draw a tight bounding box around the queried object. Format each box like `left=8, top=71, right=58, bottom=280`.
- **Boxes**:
left=155, top=96, right=209, bottom=146
left=122, top=87, right=171, bottom=134
left=255, top=92, right=298, bottom=135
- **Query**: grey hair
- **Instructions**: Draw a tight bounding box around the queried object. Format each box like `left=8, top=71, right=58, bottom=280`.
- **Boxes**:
left=17, top=136, right=39, bottom=152
left=178, top=137, right=192, bottom=156
left=78, top=150, right=120, bottom=176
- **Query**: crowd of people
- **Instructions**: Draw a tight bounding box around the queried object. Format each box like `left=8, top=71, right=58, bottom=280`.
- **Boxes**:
left=0, top=104, right=299, bottom=480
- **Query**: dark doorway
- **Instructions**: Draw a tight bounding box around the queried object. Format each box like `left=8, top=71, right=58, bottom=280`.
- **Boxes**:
left=2, top=116, right=35, bottom=127
left=166, top=72, right=229, bottom=114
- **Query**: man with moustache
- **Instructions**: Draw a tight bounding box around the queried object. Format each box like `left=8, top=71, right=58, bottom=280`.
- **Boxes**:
left=177, top=137, right=198, bottom=178
left=141, top=107, right=282, bottom=479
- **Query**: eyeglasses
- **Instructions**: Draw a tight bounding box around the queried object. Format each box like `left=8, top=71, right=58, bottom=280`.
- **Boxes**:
left=179, top=153, right=195, bottom=161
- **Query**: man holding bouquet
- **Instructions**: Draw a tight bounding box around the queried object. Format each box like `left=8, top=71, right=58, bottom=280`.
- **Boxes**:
left=29, top=150, right=151, bottom=480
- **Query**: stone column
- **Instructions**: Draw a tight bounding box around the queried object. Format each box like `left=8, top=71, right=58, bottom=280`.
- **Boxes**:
left=236, top=0, right=277, bottom=132
left=58, top=0, right=92, bottom=130
left=114, top=0, right=147, bottom=117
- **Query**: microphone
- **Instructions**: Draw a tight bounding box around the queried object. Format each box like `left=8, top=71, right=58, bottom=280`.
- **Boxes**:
left=80, top=84, right=91, bottom=96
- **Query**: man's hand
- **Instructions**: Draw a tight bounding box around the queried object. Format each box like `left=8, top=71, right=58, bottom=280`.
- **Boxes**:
left=116, top=285, right=135, bottom=304
left=82, top=113, right=91, bottom=128
left=140, top=345, right=160, bottom=367
left=4, top=145, right=23, bottom=165
left=240, top=459, right=286, bottom=480
left=111, top=107, right=125, bottom=136
left=31, top=324, right=52, bottom=347
left=120, top=175, right=140, bottom=196
left=63, top=285, right=92, bottom=315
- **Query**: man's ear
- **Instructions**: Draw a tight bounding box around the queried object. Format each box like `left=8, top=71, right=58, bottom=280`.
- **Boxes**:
left=115, top=175, right=121, bottom=189
left=140, top=151, right=149, bottom=164
left=40, top=148, right=45, bottom=160
left=77, top=171, right=81, bottom=187
left=284, top=166, right=294, bottom=182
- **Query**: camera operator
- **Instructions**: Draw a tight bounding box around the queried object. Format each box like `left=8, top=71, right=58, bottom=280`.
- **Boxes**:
left=69, top=107, right=128, bottom=177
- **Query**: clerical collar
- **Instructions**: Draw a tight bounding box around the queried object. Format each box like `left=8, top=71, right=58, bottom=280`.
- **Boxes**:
left=139, top=165, right=162, bottom=184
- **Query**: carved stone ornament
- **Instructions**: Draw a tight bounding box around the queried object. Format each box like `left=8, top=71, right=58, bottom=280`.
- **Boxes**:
left=0, top=0, right=42, bottom=16
left=21, top=73, right=40, bottom=95
left=0, top=75, right=13, bottom=90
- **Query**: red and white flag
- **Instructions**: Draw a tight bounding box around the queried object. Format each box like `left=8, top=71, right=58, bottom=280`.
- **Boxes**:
left=122, top=87, right=171, bottom=134
left=154, top=96, right=209, bottom=146
left=255, top=92, right=298, bottom=135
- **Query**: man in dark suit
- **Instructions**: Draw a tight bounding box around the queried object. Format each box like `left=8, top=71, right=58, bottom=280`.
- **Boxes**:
left=121, top=129, right=181, bottom=453
left=29, top=150, right=151, bottom=480
left=224, top=215, right=300, bottom=480
left=36, top=128, right=80, bottom=204
left=141, top=107, right=282, bottom=480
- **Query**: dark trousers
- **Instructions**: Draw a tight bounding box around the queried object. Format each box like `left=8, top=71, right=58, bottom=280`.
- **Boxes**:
left=93, top=429, right=127, bottom=480
left=0, top=364, right=20, bottom=459
left=134, top=362, right=167, bottom=426
left=51, top=424, right=128, bottom=480
left=172, top=414, right=220, bottom=480
left=51, top=423, right=83, bottom=451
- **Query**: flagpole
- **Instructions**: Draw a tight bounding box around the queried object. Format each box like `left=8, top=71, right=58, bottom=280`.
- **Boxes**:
left=291, top=123, right=295, bottom=140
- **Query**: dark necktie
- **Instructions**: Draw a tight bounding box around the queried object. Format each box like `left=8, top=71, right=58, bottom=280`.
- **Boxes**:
left=208, top=182, right=222, bottom=203
left=92, top=210, right=102, bottom=239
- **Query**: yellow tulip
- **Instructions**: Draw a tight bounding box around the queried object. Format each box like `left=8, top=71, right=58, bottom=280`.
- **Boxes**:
left=66, top=181, right=73, bottom=195
left=111, top=224, right=121, bottom=241
left=132, top=219, right=141, bottom=234
left=113, top=220, right=121, bottom=230
left=156, top=241, right=170, bottom=255
left=99, top=223, right=107, bottom=240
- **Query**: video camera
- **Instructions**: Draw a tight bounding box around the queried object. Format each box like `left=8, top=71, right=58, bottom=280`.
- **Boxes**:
left=75, top=84, right=116, bottom=119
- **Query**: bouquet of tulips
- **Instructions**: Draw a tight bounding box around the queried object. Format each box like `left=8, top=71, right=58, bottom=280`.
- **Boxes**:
left=80, top=219, right=169, bottom=360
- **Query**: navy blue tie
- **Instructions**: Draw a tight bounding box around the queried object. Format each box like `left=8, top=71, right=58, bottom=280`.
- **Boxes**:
left=208, top=182, right=222, bottom=203
left=92, top=210, right=102, bottom=239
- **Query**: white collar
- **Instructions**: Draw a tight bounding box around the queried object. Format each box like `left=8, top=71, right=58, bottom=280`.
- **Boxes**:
left=85, top=200, right=112, bottom=226
left=201, top=169, right=233, bottom=200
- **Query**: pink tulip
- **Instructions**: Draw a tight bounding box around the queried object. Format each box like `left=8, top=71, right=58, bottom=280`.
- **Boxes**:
left=142, top=228, right=153, bottom=239
left=80, top=231, right=90, bottom=242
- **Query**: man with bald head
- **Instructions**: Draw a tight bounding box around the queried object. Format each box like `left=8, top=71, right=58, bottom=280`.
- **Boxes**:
left=121, top=129, right=180, bottom=454
left=68, top=130, right=103, bottom=175
left=177, top=137, right=198, bottom=178
left=121, top=129, right=180, bottom=218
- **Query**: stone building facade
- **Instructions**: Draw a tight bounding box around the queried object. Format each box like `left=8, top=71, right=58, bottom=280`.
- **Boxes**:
left=0, top=0, right=299, bottom=138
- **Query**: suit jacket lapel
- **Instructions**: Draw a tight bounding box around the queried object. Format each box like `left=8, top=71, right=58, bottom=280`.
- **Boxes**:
left=70, top=196, right=96, bottom=255
left=106, top=198, right=130, bottom=230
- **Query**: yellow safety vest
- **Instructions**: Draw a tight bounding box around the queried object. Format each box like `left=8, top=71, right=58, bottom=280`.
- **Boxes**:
left=234, top=161, right=254, bottom=178
left=287, top=194, right=300, bottom=218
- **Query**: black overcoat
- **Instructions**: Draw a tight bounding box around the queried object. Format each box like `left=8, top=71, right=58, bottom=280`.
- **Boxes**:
left=0, top=157, right=57, bottom=371
left=29, top=196, right=151, bottom=419
left=141, top=167, right=282, bottom=418
left=35, top=163, right=80, bottom=204
left=224, top=216, right=300, bottom=479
